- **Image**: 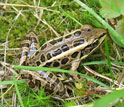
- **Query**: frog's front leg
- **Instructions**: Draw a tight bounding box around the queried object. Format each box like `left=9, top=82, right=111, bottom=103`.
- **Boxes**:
left=70, top=60, right=81, bottom=82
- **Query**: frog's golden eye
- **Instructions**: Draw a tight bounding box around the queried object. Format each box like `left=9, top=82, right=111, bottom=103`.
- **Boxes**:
left=81, top=24, right=93, bottom=32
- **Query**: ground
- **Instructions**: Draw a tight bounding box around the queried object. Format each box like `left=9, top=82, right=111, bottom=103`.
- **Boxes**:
left=0, top=0, right=124, bottom=107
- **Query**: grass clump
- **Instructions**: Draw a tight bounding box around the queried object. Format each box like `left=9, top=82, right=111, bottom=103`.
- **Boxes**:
left=0, top=0, right=124, bottom=107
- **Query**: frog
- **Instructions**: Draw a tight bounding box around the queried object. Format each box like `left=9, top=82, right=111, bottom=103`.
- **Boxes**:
left=19, top=25, right=106, bottom=98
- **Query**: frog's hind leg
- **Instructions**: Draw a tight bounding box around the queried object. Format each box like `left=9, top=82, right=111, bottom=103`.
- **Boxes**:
left=20, top=31, right=40, bottom=65
left=20, top=31, right=41, bottom=91
left=20, top=32, right=66, bottom=96
left=27, top=31, right=40, bottom=58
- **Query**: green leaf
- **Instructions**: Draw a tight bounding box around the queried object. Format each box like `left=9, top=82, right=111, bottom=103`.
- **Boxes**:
left=74, top=0, right=124, bottom=47
left=99, top=0, right=124, bottom=18
left=100, top=8, right=120, bottom=19
left=116, top=19, right=124, bottom=37
left=94, top=89, right=124, bottom=107
left=109, top=30, right=124, bottom=47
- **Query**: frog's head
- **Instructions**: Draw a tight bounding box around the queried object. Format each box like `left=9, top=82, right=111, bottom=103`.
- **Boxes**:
left=81, top=24, right=106, bottom=48
left=79, top=25, right=106, bottom=59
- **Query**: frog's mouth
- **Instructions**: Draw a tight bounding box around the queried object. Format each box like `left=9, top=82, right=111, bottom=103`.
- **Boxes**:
left=99, top=33, right=106, bottom=39
left=80, top=32, right=106, bottom=61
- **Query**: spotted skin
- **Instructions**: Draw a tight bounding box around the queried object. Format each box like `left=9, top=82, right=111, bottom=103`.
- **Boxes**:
left=20, top=25, right=106, bottom=98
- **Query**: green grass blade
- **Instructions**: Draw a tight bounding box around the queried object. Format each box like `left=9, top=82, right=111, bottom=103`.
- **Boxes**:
left=82, top=61, right=107, bottom=65
left=12, top=65, right=111, bottom=90
left=105, top=37, right=114, bottom=81
left=94, top=89, right=124, bottom=107
left=13, top=75, right=24, bottom=107
left=73, top=0, right=124, bottom=47
left=0, top=80, right=24, bottom=85
left=0, top=104, right=5, bottom=107
left=112, top=61, right=124, bottom=65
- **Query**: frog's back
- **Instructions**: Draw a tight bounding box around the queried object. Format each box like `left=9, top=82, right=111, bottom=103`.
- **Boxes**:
left=28, top=25, right=106, bottom=68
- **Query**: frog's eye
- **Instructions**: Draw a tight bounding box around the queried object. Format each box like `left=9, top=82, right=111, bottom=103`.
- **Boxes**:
left=81, top=25, right=93, bottom=32
left=87, top=29, right=91, bottom=32
left=82, top=28, right=91, bottom=32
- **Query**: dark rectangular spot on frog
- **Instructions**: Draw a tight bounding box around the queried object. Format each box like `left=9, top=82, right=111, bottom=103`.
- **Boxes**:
left=57, top=38, right=63, bottom=42
left=24, top=37, right=30, bottom=40
left=47, top=73, right=53, bottom=80
left=74, top=31, right=81, bottom=37
left=28, top=74, right=33, bottom=80
left=80, top=48, right=85, bottom=57
left=51, top=83, right=55, bottom=88
left=52, top=49, right=62, bottom=56
left=73, top=39, right=84, bottom=47
left=22, top=61, right=27, bottom=65
left=21, top=51, right=28, bottom=57
left=44, top=62, right=52, bottom=67
left=34, top=51, right=39, bottom=56
left=28, top=81, right=35, bottom=88
left=48, top=73, right=53, bottom=78
left=45, top=82, right=51, bottom=89
left=47, top=53, right=52, bottom=60
left=71, top=51, right=79, bottom=58
left=61, top=44, right=69, bottom=52
left=22, top=43, right=30, bottom=47
left=40, top=54, right=46, bottom=62
left=54, top=78, right=60, bottom=86
left=36, top=61, right=41, bottom=66
left=35, top=79, right=41, bottom=88
left=50, top=40, right=57, bottom=45
left=41, top=44, right=47, bottom=50
left=21, top=74, right=28, bottom=79
left=31, top=37, right=38, bottom=43
left=65, top=34, right=72, bottom=39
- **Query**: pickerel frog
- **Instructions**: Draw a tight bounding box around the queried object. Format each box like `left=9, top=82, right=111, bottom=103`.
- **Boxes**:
left=20, top=25, right=106, bottom=98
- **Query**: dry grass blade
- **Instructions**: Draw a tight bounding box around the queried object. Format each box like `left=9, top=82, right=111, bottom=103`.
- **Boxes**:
left=93, top=87, right=112, bottom=93
left=12, top=93, right=17, bottom=107
left=12, top=6, right=25, bottom=17
left=0, top=48, right=20, bottom=51
left=0, top=3, right=60, bottom=13
left=34, top=9, right=43, bottom=30
left=113, top=43, right=121, bottom=60
left=118, top=69, right=124, bottom=86
left=33, top=0, right=43, bottom=30
left=0, top=61, right=18, bottom=76
left=42, top=20, right=60, bottom=37
left=65, top=96, right=82, bottom=101
left=34, top=13, right=60, bottom=37
left=84, top=66, right=124, bottom=88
